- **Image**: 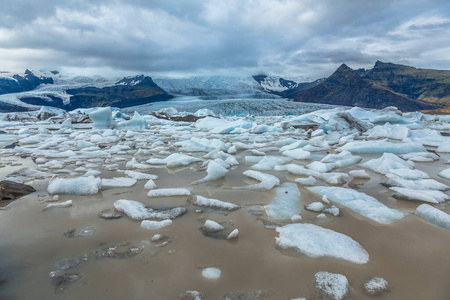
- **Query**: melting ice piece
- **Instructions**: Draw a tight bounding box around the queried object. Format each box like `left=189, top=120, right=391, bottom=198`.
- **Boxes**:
left=125, top=170, right=158, bottom=180
left=140, top=220, right=172, bottom=230
left=47, top=176, right=101, bottom=196
left=360, top=153, right=413, bottom=175
left=192, top=161, right=228, bottom=184
left=363, top=277, right=389, bottom=296
left=116, top=111, right=148, bottom=131
left=264, top=183, right=300, bottom=220
left=390, top=187, right=449, bottom=203
left=194, top=195, right=240, bottom=211
left=146, top=153, right=202, bottom=168
left=438, top=168, right=450, bottom=180
left=305, top=202, right=325, bottom=212
left=226, top=229, right=239, bottom=240
left=101, top=178, right=137, bottom=188
left=349, top=170, right=370, bottom=179
left=43, top=200, right=73, bottom=211
left=234, top=170, right=280, bottom=191
left=114, top=199, right=187, bottom=220
left=414, top=204, right=450, bottom=230
left=315, top=271, right=349, bottom=300
left=147, top=188, right=191, bottom=197
left=144, top=179, right=157, bottom=189
left=276, top=223, right=368, bottom=264
left=339, top=140, right=426, bottom=154
left=201, top=220, right=224, bottom=233
left=307, top=186, right=406, bottom=224
left=250, top=156, right=292, bottom=171
left=202, top=267, right=221, bottom=279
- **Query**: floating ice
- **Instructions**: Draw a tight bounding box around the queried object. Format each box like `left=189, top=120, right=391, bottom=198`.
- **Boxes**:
left=234, top=170, right=280, bottom=191
left=126, top=158, right=154, bottom=170
left=210, top=120, right=252, bottom=134
left=147, top=188, right=191, bottom=197
left=250, top=124, right=281, bottom=134
left=192, top=160, right=228, bottom=184
left=315, top=271, right=349, bottom=300
left=147, top=153, right=202, bottom=168
left=125, top=170, right=158, bottom=180
left=249, top=155, right=292, bottom=171
left=307, top=186, right=406, bottom=224
left=339, top=141, right=426, bottom=154
left=349, top=170, right=370, bottom=179
left=194, top=195, right=239, bottom=211
left=282, top=148, right=312, bottom=160
left=202, top=220, right=224, bottom=232
left=264, top=183, right=300, bottom=220
left=202, top=267, right=221, bottom=279
left=101, top=178, right=137, bottom=189
left=436, top=140, right=450, bottom=153
left=176, top=137, right=229, bottom=152
left=385, top=174, right=447, bottom=191
left=390, top=187, right=449, bottom=203
left=365, top=124, right=410, bottom=140
left=114, top=199, right=187, bottom=220
left=305, top=202, right=325, bottom=212
left=43, top=200, right=73, bottom=211
left=116, top=111, right=148, bottom=131
left=360, top=153, right=413, bottom=175
left=321, top=150, right=361, bottom=168
left=140, top=220, right=172, bottom=230
left=144, top=179, right=157, bottom=189
left=195, top=117, right=228, bottom=130
left=60, top=118, right=73, bottom=129
left=89, top=107, right=115, bottom=129
left=414, top=204, right=450, bottom=230
left=295, top=176, right=316, bottom=185
left=276, top=223, right=369, bottom=264
left=283, top=164, right=350, bottom=185
left=363, top=277, right=389, bottom=296
left=400, top=152, right=439, bottom=162
left=438, top=168, right=450, bottom=180
left=307, top=161, right=334, bottom=173
left=48, top=176, right=101, bottom=195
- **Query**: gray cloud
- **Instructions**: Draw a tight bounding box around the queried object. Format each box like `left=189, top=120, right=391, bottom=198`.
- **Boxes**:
left=1, top=0, right=449, bottom=79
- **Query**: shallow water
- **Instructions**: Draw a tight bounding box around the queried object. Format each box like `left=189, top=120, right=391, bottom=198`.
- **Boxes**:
left=0, top=152, right=449, bottom=300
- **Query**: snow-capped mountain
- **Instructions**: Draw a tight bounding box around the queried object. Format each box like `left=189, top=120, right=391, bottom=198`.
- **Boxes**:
left=252, top=75, right=304, bottom=92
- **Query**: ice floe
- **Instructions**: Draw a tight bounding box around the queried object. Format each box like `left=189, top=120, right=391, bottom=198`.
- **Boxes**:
left=147, top=188, right=191, bottom=197
left=414, top=204, right=450, bottom=230
left=276, top=223, right=369, bottom=264
left=194, top=195, right=239, bottom=211
left=234, top=170, right=280, bottom=190
left=264, top=183, right=300, bottom=220
left=202, top=267, right=221, bottom=279
left=360, top=153, right=414, bottom=175
left=113, top=199, right=187, bottom=220
left=339, top=140, right=426, bottom=154
left=315, top=271, right=349, bottom=300
left=47, top=176, right=101, bottom=195
left=363, top=277, right=389, bottom=296
left=192, top=160, right=228, bottom=184
left=101, top=178, right=137, bottom=189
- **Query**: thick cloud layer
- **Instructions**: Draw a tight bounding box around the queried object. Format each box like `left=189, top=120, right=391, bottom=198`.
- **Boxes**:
left=1, top=0, right=449, bottom=78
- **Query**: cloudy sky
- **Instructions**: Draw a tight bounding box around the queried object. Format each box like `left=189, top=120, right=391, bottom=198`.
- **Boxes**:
left=1, top=0, right=449, bottom=79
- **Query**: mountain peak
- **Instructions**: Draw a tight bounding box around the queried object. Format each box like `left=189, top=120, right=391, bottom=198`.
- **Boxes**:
left=328, top=63, right=362, bottom=83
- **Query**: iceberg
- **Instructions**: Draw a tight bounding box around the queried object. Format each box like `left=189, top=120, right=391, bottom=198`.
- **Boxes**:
left=89, top=107, right=115, bottom=129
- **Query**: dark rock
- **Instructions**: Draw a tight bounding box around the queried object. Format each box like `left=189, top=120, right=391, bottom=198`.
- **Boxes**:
left=99, top=209, right=122, bottom=220
left=149, top=111, right=206, bottom=122
left=4, top=142, right=19, bottom=149
left=0, top=180, right=35, bottom=200
left=64, top=228, right=76, bottom=238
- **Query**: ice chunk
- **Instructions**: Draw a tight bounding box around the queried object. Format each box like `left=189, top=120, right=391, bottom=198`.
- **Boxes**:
left=147, top=188, right=191, bottom=197
left=414, top=204, right=450, bottom=230
left=61, top=118, right=73, bottom=129
left=307, top=161, right=334, bottom=173
left=436, top=140, right=450, bottom=153
left=250, top=124, right=282, bottom=134
left=284, top=164, right=351, bottom=185
left=282, top=148, right=312, bottom=160
left=365, top=124, right=410, bottom=140
left=438, top=168, right=450, bottom=180
left=194, top=195, right=239, bottom=211
left=140, top=220, right=172, bottom=230
left=102, top=178, right=137, bottom=188
left=384, top=175, right=447, bottom=191
left=202, top=220, right=224, bottom=232
left=339, top=141, right=426, bottom=154
left=179, top=290, right=204, bottom=300
left=116, top=111, right=148, bottom=131
left=363, top=277, right=389, bottom=296
left=305, top=202, right=325, bottom=212
left=391, top=187, right=449, bottom=203
left=195, top=117, right=228, bottom=130
left=234, top=170, right=280, bottom=191
left=125, top=170, right=158, bottom=180
left=210, top=120, right=252, bottom=134
left=89, top=107, right=115, bottom=129
left=360, top=153, right=413, bottom=175
left=147, top=153, right=202, bottom=168
left=226, top=229, right=239, bottom=240
left=126, top=158, right=154, bottom=170
left=177, top=137, right=229, bottom=152
left=400, top=152, right=439, bottom=162
left=321, top=150, right=361, bottom=168
left=315, top=271, right=349, bottom=300
left=264, top=183, right=300, bottom=220
left=43, top=200, right=73, bottom=211
left=250, top=155, right=292, bottom=171
left=192, top=160, right=228, bottom=184
left=307, top=186, right=406, bottom=224
left=295, top=176, right=316, bottom=185
left=202, top=267, right=221, bottom=279
left=144, top=179, right=157, bottom=189
left=114, top=199, right=187, bottom=220
left=276, top=224, right=368, bottom=264
left=47, top=176, right=101, bottom=195
left=349, top=170, right=370, bottom=179
left=388, top=168, right=429, bottom=180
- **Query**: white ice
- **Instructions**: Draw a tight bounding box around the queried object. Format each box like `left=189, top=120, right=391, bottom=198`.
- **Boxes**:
left=125, top=170, right=158, bottom=180
left=47, top=176, right=101, bottom=195
left=192, top=160, right=228, bottom=184
left=203, top=220, right=224, bottom=232
left=194, top=195, right=240, bottom=211
left=89, top=107, right=115, bottom=129
left=339, top=140, right=426, bottom=154
left=360, top=153, right=413, bottom=175
left=276, top=223, right=369, bottom=264
left=315, top=271, right=349, bottom=300
left=202, top=267, right=221, bottom=279
left=226, top=229, right=239, bottom=239
left=414, top=204, right=450, bottom=230
left=235, top=170, right=280, bottom=190
left=264, top=183, right=301, bottom=220
left=140, top=220, right=172, bottom=230
left=147, top=153, right=202, bottom=168
left=390, top=187, right=449, bottom=203
left=307, top=186, right=406, bottom=224
left=101, top=177, right=137, bottom=188
left=147, top=188, right=191, bottom=197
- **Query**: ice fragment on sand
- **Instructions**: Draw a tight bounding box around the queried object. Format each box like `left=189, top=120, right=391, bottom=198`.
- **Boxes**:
left=125, top=170, right=158, bottom=180
left=390, top=187, right=449, bottom=203
left=202, top=267, right=221, bottom=279
left=101, top=177, right=137, bottom=188
left=295, top=176, right=316, bottom=185
left=48, top=176, right=101, bottom=195
left=349, top=170, right=370, bottom=179
left=202, top=220, right=224, bottom=232
left=114, top=199, right=186, bottom=220
left=43, top=200, right=73, bottom=211
left=235, top=170, right=280, bottom=190
left=363, top=277, right=389, bottom=296
left=194, top=195, right=239, bottom=211
left=179, top=290, right=204, bottom=300
left=414, top=204, right=450, bottom=230
left=147, top=188, right=191, bottom=197
left=144, top=179, right=157, bottom=189
left=264, top=183, right=300, bottom=220
left=360, top=153, right=413, bottom=175
left=192, top=160, right=228, bottom=184
left=315, top=271, right=349, bottom=300
left=305, top=202, right=325, bottom=212
left=339, top=140, right=426, bottom=154
left=140, top=220, right=172, bottom=230
left=438, top=168, right=450, bottom=180
left=226, top=229, right=239, bottom=240
left=307, top=186, right=406, bottom=224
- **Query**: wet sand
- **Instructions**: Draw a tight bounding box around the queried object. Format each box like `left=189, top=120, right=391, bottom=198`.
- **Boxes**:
left=0, top=152, right=449, bottom=300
